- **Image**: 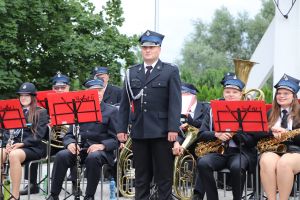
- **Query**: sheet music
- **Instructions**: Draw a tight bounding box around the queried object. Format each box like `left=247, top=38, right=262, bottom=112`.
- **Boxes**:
left=181, top=94, right=197, bottom=114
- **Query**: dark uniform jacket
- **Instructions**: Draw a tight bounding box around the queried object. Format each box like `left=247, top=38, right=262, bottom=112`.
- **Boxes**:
left=103, top=84, right=122, bottom=105
left=186, top=102, right=210, bottom=128
left=198, top=108, right=258, bottom=172
left=4, top=107, right=49, bottom=157
left=63, top=102, right=118, bottom=166
left=117, top=59, right=182, bottom=139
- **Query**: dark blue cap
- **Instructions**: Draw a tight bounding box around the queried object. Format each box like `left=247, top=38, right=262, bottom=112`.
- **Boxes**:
left=181, top=83, right=198, bottom=95
left=220, top=72, right=235, bottom=85
left=51, top=72, right=70, bottom=86
left=139, top=30, right=164, bottom=47
left=91, top=66, right=109, bottom=76
left=222, top=75, right=245, bottom=91
left=274, top=74, right=300, bottom=94
left=83, top=78, right=105, bottom=89
left=17, top=82, right=37, bottom=95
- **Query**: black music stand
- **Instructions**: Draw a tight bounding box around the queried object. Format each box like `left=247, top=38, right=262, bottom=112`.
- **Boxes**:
left=211, top=100, right=268, bottom=200
left=0, top=99, right=26, bottom=200
left=47, top=90, right=101, bottom=200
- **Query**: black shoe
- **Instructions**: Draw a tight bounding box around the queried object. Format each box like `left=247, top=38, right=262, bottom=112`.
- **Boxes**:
left=84, top=196, right=94, bottom=200
left=192, top=193, right=204, bottom=200
left=19, top=183, right=39, bottom=195
left=46, top=194, right=59, bottom=200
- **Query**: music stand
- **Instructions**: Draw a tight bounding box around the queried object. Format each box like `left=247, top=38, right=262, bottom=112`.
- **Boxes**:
left=36, top=90, right=55, bottom=112
left=210, top=100, right=268, bottom=200
left=47, top=90, right=102, bottom=200
left=0, top=99, right=26, bottom=200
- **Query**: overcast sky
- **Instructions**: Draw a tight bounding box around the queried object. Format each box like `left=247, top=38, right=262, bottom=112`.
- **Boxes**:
left=90, top=0, right=263, bottom=63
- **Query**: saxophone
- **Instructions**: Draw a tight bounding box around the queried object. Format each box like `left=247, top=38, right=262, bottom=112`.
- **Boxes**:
left=173, top=125, right=198, bottom=200
left=195, top=139, right=225, bottom=158
left=257, top=128, right=300, bottom=153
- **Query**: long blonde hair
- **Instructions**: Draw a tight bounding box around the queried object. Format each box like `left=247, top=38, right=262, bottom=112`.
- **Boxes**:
left=268, top=92, right=300, bottom=128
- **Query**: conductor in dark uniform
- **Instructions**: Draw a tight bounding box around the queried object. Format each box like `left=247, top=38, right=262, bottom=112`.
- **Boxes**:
left=47, top=78, right=118, bottom=200
left=117, top=30, right=182, bottom=200
left=92, top=66, right=122, bottom=105
left=196, top=75, right=257, bottom=200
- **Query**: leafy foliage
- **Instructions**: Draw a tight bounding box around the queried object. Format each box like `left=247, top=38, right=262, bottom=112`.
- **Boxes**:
left=0, top=0, right=137, bottom=98
left=179, top=0, right=275, bottom=102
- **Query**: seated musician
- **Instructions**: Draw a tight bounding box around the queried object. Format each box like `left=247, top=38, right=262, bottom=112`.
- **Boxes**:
left=173, top=82, right=209, bottom=155
left=1, top=82, right=49, bottom=200
left=20, top=71, right=72, bottom=195
left=195, top=74, right=257, bottom=200
left=46, top=78, right=118, bottom=200
left=172, top=82, right=209, bottom=200
left=259, top=74, right=300, bottom=200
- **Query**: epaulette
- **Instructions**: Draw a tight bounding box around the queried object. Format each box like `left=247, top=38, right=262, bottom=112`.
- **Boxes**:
left=128, top=64, right=140, bottom=69
left=163, top=62, right=178, bottom=68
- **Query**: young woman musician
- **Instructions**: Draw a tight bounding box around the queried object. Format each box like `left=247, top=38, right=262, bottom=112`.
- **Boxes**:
left=259, top=74, right=300, bottom=200
left=1, top=82, right=49, bottom=200
left=196, top=74, right=257, bottom=200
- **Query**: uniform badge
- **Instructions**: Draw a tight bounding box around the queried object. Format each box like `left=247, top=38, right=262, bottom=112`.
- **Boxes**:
left=23, top=85, right=26, bottom=89
left=146, top=31, right=151, bottom=36
left=57, top=71, right=61, bottom=77
left=283, top=74, right=288, bottom=80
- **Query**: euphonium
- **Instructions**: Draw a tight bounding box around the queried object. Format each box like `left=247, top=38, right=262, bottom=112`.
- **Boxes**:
left=42, top=125, right=70, bottom=148
left=234, top=59, right=265, bottom=101
left=117, top=137, right=135, bottom=198
left=173, top=125, right=198, bottom=200
left=195, top=139, right=225, bottom=158
left=257, top=128, right=300, bottom=153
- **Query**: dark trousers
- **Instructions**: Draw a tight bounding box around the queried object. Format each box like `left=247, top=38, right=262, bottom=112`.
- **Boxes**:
left=132, top=138, right=174, bottom=200
left=197, top=148, right=249, bottom=200
left=50, top=149, right=107, bottom=197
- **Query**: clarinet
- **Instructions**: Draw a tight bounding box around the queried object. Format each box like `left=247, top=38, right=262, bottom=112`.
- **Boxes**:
left=3, top=129, right=15, bottom=176
left=75, top=124, right=81, bottom=200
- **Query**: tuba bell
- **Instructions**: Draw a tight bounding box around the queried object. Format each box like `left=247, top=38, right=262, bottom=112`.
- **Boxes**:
left=173, top=125, right=198, bottom=200
left=117, top=137, right=135, bottom=198
left=234, top=59, right=265, bottom=101
left=42, top=125, right=70, bottom=148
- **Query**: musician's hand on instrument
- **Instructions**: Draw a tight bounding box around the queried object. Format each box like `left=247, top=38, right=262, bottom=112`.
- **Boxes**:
left=172, top=141, right=183, bottom=156
left=168, top=132, right=178, bottom=142
left=67, top=143, right=81, bottom=154
left=117, top=132, right=128, bottom=142
left=87, top=144, right=105, bottom=153
left=180, top=123, right=188, bottom=132
left=11, top=143, right=24, bottom=150
left=119, top=143, right=125, bottom=149
left=215, top=132, right=232, bottom=141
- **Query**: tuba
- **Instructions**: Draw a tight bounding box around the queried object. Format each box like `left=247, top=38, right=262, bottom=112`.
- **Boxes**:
left=234, top=59, right=265, bottom=101
left=173, top=125, right=198, bottom=200
left=117, top=137, right=135, bottom=198
left=42, top=125, right=69, bottom=148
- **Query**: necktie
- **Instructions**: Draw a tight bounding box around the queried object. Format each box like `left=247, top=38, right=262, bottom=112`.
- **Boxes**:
left=145, top=66, right=153, bottom=80
left=281, top=109, right=288, bottom=129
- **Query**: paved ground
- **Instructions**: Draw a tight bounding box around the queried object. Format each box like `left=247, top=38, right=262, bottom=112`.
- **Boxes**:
left=14, top=164, right=300, bottom=200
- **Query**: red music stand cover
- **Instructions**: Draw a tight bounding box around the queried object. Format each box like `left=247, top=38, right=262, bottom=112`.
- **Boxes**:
left=36, top=90, right=55, bottom=109
left=0, top=99, right=26, bottom=129
left=211, top=100, right=268, bottom=132
left=266, top=103, right=272, bottom=112
left=47, top=90, right=102, bottom=126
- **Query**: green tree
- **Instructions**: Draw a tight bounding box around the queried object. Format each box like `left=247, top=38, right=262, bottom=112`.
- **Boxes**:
left=0, top=0, right=137, bottom=98
left=179, top=0, right=275, bottom=102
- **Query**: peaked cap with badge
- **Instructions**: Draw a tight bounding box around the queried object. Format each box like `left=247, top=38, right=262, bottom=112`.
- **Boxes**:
left=139, top=30, right=165, bottom=47
left=51, top=71, right=70, bottom=86
left=274, top=74, right=300, bottom=94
